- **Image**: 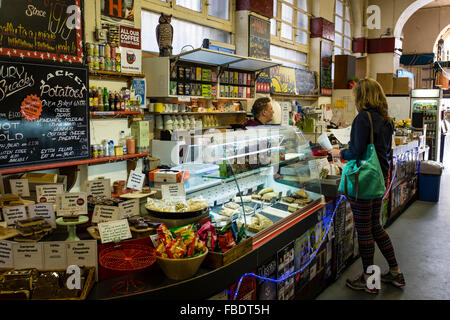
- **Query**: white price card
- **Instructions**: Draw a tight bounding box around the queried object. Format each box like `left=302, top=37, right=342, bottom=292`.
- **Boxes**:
left=66, top=241, right=98, bottom=269
left=98, top=220, right=132, bottom=244
left=27, top=203, right=56, bottom=228
left=56, top=192, right=87, bottom=217
left=86, top=179, right=111, bottom=200
left=126, top=170, right=146, bottom=191
left=161, top=184, right=186, bottom=201
left=9, top=179, right=30, bottom=197
left=0, top=240, right=13, bottom=268
left=13, top=242, right=44, bottom=269
left=118, top=199, right=139, bottom=218
left=43, top=242, right=67, bottom=270
left=91, top=205, right=121, bottom=224
left=4, top=205, right=28, bottom=226
left=178, top=96, right=191, bottom=102
left=36, top=184, right=64, bottom=203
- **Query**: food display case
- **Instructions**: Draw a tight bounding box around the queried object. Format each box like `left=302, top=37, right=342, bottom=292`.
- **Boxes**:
left=168, top=126, right=323, bottom=246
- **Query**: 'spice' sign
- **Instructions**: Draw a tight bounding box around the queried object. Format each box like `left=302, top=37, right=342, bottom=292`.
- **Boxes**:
left=120, top=26, right=141, bottom=49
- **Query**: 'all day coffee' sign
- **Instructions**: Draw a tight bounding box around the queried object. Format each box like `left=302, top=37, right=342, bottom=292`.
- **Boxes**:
left=119, top=26, right=141, bottom=73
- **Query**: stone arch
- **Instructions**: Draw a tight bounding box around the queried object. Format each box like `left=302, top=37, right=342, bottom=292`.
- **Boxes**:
left=433, top=24, right=450, bottom=59
left=394, top=0, right=435, bottom=39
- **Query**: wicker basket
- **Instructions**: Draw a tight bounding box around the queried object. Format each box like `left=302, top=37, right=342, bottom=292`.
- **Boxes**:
left=156, top=249, right=208, bottom=281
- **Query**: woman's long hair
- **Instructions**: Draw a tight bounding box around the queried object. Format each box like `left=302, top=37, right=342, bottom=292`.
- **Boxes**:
left=353, top=78, right=391, bottom=122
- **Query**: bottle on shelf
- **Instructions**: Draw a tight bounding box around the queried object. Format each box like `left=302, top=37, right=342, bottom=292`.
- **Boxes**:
left=119, top=131, right=127, bottom=155
left=103, top=87, right=109, bottom=111
left=114, top=91, right=119, bottom=111
left=108, top=91, right=114, bottom=111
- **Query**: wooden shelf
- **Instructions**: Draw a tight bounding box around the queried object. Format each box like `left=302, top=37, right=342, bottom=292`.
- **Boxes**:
left=90, top=111, right=143, bottom=118
left=146, top=111, right=246, bottom=116
left=0, top=153, right=148, bottom=175
left=89, top=70, right=145, bottom=81
left=271, top=93, right=319, bottom=100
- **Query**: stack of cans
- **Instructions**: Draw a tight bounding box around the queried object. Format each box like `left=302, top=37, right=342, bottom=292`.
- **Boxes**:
left=86, top=42, right=121, bottom=73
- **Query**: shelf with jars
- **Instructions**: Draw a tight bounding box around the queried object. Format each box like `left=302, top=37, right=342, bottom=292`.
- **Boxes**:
left=143, top=48, right=279, bottom=100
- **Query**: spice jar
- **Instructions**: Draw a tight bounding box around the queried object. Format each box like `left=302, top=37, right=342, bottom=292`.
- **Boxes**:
left=126, top=137, right=136, bottom=154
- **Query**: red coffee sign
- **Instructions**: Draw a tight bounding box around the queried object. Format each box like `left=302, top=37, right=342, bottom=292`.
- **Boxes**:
left=119, top=26, right=141, bottom=49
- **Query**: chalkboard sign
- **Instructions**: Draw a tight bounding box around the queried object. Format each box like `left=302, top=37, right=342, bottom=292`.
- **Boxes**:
left=0, top=58, right=90, bottom=169
left=0, top=0, right=83, bottom=63
left=249, top=15, right=270, bottom=60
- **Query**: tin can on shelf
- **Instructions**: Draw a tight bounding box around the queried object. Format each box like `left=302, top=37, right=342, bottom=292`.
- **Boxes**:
left=177, top=82, right=185, bottom=95
left=98, top=44, right=105, bottom=57
left=185, top=67, right=191, bottom=80
left=99, top=56, right=105, bottom=71
left=93, top=56, right=99, bottom=70
left=115, top=53, right=121, bottom=72
left=105, top=43, right=111, bottom=58
left=184, top=83, right=191, bottom=95
left=93, top=44, right=99, bottom=57
left=87, top=56, right=94, bottom=71
left=92, top=145, right=99, bottom=158
left=178, top=66, right=185, bottom=79
left=86, top=43, right=94, bottom=57
left=105, top=58, right=112, bottom=71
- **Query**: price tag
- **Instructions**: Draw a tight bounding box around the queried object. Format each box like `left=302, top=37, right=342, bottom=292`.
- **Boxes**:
left=92, top=205, right=121, bottom=224
left=0, top=240, right=13, bottom=268
left=13, top=242, right=44, bottom=269
left=161, top=184, right=186, bottom=201
left=149, top=234, right=159, bottom=247
left=118, top=199, right=139, bottom=218
left=98, top=220, right=132, bottom=244
left=27, top=203, right=56, bottom=228
left=36, top=184, right=64, bottom=203
left=56, top=192, right=87, bottom=217
left=86, top=179, right=111, bottom=200
left=43, top=242, right=67, bottom=270
left=126, top=170, right=146, bottom=191
left=4, top=205, right=28, bottom=226
left=66, top=241, right=98, bottom=269
left=178, top=96, right=191, bottom=102
left=9, top=179, right=30, bottom=197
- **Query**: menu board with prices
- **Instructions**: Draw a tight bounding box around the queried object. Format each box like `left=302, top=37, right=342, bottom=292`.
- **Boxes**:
left=0, top=59, right=90, bottom=169
left=0, top=0, right=84, bottom=63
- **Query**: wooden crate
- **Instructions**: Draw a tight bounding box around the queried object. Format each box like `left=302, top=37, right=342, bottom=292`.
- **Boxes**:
left=203, top=237, right=253, bottom=269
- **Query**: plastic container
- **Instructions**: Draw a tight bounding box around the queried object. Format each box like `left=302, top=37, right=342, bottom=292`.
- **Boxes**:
left=418, top=160, right=443, bottom=202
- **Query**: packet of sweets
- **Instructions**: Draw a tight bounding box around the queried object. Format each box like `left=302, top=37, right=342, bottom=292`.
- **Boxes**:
left=170, top=224, right=194, bottom=241
left=157, top=224, right=173, bottom=246
left=197, top=221, right=217, bottom=250
left=156, top=243, right=167, bottom=258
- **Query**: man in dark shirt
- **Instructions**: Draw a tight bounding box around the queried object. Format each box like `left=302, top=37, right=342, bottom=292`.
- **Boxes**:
left=243, top=97, right=274, bottom=128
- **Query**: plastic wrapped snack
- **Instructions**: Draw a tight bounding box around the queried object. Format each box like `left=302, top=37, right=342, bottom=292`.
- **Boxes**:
left=157, top=224, right=173, bottom=246
left=197, top=221, right=217, bottom=251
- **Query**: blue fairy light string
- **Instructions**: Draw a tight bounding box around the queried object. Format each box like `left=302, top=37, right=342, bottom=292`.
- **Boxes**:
left=232, top=194, right=346, bottom=300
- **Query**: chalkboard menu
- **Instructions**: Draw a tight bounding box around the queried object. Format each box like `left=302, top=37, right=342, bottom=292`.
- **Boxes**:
left=249, top=15, right=270, bottom=60
left=295, top=69, right=317, bottom=95
left=0, top=0, right=83, bottom=63
left=0, top=59, right=90, bottom=169
left=320, top=40, right=333, bottom=96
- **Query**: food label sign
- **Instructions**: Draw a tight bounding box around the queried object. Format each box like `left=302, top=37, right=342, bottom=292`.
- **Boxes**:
left=56, top=192, right=87, bottom=216
left=0, top=59, right=90, bottom=169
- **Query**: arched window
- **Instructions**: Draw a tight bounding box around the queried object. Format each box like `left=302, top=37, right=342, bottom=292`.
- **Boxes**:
left=334, top=0, right=352, bottom=55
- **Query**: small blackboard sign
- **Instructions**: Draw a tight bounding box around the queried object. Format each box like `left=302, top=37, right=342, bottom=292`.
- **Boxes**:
left=249, top=15, right=270, bottom=60
left=0, top=0, right=84, bottom=63
left=0, top=58, right=90, bottom=169
left=295, top=69, right=318, bottom=95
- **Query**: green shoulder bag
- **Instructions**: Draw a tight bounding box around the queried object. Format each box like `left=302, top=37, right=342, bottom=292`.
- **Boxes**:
left=338, top=111, right=386, bottom=200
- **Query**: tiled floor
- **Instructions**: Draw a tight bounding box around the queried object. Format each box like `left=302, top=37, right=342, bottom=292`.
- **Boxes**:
left=317, top=148, right=450, bottom=300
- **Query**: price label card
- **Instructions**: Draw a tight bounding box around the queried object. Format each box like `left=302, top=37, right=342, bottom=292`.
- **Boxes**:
left=66, top=241, right=98, bottom=269
left=178, top=96, right=191, bottom=102
left=56, top=192, right=87, bottom=217
left=0, top=240, right=13, bottom=268
left=9, top=179, right=30, bottom=197
left=98, top=220, right=132, bottom=244
left=36, top=184, right=64, bottom=203
left=4, top=205, right=27, bottom=226
left=126, top=170, right=146, bottom=191
left=161, top=184, right=186, bottom=201
left=43, top=242, right=67, bottom=270
left=118, top=199, right=139, bottom=218
left=13, top=242, right=44, bottom=269
left=27, top=203, right=56, bottom=228
left=86, top=179, right=111, bottom=200
left=91, top=205, right=121, bottom=224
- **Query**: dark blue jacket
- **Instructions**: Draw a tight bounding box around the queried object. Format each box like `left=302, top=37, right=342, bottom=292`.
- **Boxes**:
left=340, top=108, right=394, bottom=179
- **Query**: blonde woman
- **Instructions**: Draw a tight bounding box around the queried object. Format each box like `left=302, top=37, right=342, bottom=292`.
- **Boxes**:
left=330, top=78, right=405, bottom=294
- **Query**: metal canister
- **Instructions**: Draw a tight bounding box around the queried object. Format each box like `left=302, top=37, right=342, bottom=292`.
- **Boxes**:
left=110, top=45, right=116, bottom=59
left=86, top=43, right=94, bottom=57
left=185, top=67, right=191, bottom=80
left=87, top=56, right=94, bottom=71
left=93, top=44, right=99, bottom=57
left=178, top=82, right=185, bottom=95
left=93, top=56, right=99, bottom=70
left=92, top=145, right=99, bottom=158
left=105, top=43, right=111, bottom=58
left=184, top=83, right=191, bottom=96
left=178, top=66, right=185, bottom=79
left=98, top=44, right=105, bottom=57
left=115, top=53, right=121, bottom=72
left=99, top=56, right=105, bottom=71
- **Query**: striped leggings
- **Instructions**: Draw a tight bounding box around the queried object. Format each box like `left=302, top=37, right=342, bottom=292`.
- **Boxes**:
left=349, top=198, right=399, bottom=273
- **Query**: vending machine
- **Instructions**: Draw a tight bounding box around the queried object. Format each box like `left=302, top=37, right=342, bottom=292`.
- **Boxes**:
left=410, top=89, right=443, bottom=161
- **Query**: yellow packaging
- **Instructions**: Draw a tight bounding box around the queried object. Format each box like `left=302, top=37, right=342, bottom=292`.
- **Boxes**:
left=115, top=146, right=123, bottom=156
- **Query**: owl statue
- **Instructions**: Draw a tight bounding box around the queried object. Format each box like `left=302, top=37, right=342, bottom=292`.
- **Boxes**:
left=156, top=13, right=174, bottom=57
